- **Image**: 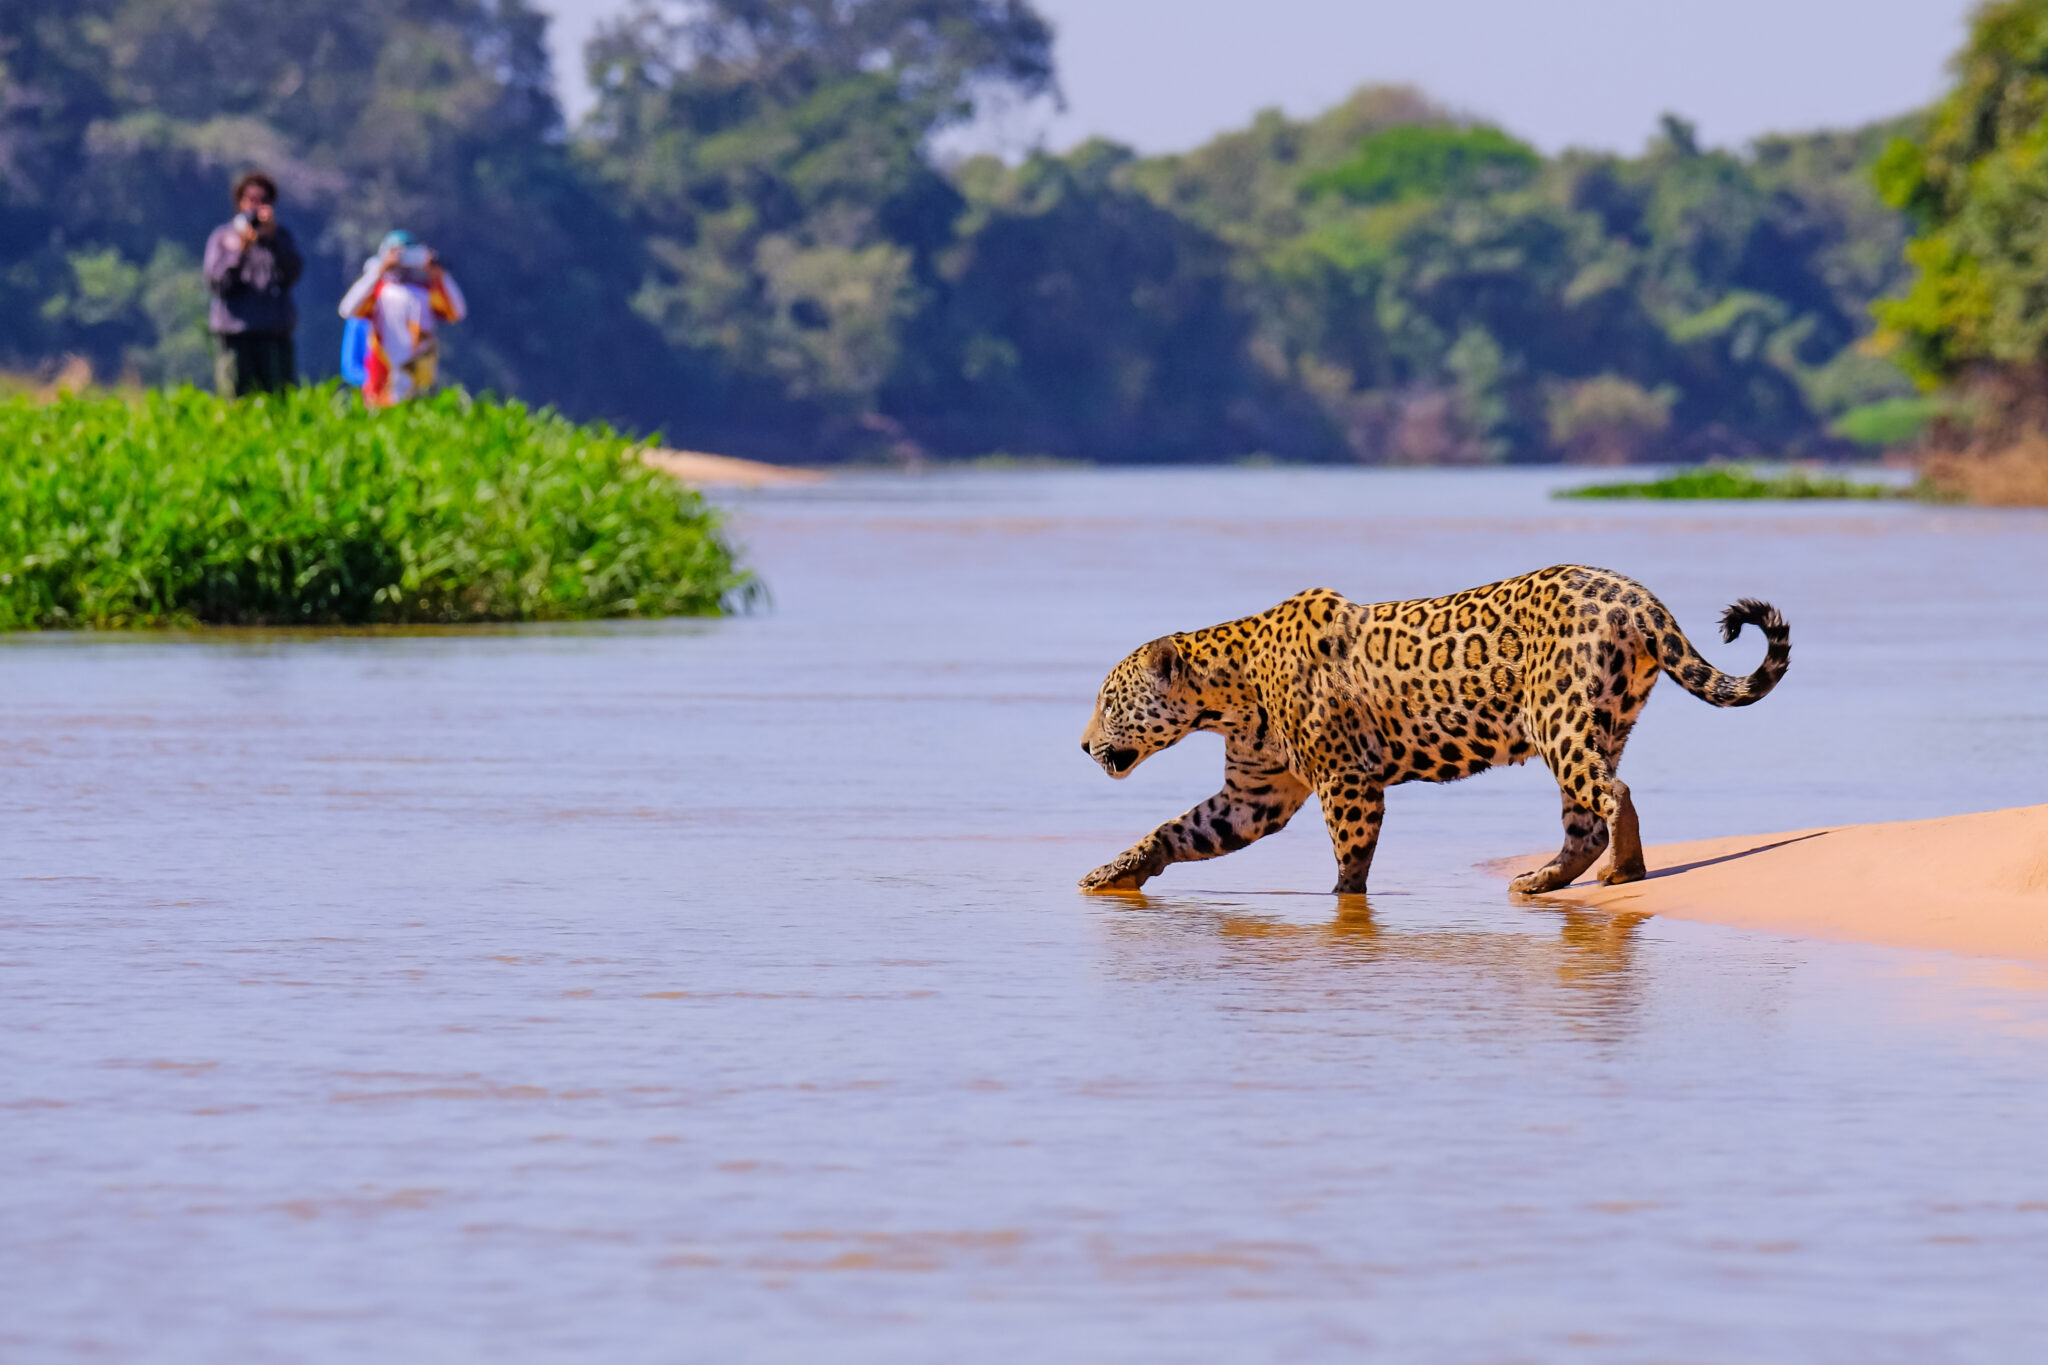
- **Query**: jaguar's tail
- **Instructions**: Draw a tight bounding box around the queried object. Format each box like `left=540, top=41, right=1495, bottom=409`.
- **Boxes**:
left=1653, top=598, right=1791, bottom=708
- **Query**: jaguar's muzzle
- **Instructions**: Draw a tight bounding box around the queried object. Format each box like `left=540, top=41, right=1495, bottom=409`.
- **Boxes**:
left=1099, top=746, right=1140, bottom=777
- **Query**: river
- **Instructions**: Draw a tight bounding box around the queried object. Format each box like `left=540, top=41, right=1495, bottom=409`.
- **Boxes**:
left=3, top=468, right=2046, bottom=1362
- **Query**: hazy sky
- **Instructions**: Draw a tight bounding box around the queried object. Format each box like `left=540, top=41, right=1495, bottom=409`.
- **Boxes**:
left=538, top=0, right=1977, bottom=155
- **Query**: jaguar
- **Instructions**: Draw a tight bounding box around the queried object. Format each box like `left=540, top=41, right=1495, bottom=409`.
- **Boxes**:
left=1078, top=564, right=1789, bottom=895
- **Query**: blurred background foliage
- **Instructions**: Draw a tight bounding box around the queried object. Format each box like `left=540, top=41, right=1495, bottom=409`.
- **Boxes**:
left=1874, top=1, right=2048, bottom=392
left=1863, top=0, right=2048, bottom=502
left=0, top=0, right=1947, bottom=462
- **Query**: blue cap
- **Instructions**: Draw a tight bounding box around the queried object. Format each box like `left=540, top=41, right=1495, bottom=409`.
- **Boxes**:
left=379, top=230, right=419, bottom=252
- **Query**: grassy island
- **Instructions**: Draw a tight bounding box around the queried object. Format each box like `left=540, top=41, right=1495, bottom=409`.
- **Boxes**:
left=0, top=386, right=753, bottom=629
left=1556, top=466, right=1902, bottom=501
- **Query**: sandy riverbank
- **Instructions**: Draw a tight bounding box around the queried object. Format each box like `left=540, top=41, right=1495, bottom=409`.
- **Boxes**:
left=640, top=448, right=826, bottom=488
left=1492, top=804, right=2048, bottom=964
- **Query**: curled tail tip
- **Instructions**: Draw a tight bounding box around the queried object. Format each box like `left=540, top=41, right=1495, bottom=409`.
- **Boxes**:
left=1719, top=597, right=1788, bottom=644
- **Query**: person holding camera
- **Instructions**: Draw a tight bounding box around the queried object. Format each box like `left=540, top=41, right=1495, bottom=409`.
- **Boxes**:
left=202, top=171, right=304, bottom=398
left=338, top=230, right=468, bottom=408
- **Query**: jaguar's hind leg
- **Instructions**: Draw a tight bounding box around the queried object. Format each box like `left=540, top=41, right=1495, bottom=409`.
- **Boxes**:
left=1595, top=651, right=1656, bottom=886
left=1510, top=790, right=1610, bottom=895
left=1597, top=776, right=1645, bottom=885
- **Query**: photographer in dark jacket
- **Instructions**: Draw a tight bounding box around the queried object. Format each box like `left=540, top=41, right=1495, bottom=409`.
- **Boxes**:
left=202, top=171, right=303, bottom=397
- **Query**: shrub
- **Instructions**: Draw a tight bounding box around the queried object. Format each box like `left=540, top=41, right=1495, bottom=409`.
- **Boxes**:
left=1830, top=395, right=1944, bottom=447
left=1557, top=465, right=1899, bottom=500
left=1546, top=375, right=1675, bottom=464
left=0, top=384, right=755, bottom=628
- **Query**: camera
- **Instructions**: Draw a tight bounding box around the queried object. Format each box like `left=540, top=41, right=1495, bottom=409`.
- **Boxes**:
left=398, top=244, right=431, bottom=269
left=233, top=213, right=254, bottom=233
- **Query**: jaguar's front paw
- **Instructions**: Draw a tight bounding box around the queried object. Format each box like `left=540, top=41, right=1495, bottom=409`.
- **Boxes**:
left=1510, top=864, right=1570, bottom=895
left=1079, top=847, right=1160, bottom=893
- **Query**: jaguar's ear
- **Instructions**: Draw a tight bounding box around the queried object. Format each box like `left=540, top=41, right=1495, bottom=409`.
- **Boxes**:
left=1143, top=636, right=1182, bottom=684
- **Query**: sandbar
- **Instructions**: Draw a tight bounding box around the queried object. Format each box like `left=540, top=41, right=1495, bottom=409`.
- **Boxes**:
left=1491, top=804, right=2048, bottom=964
left=640, top=448, right=826, bottom=488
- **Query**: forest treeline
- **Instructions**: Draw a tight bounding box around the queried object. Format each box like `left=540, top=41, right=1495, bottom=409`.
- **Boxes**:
left=1, top=0, right=1925, bottom=463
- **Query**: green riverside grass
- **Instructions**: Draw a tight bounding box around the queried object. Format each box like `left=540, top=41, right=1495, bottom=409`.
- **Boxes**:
left=1556, top=465, right=1902, bottom=501
left=0, top=384, right=755, bottom=629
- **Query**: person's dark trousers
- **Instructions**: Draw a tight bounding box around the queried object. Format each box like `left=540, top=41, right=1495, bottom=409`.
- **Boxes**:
left=212, top=331, right=296, bottom=398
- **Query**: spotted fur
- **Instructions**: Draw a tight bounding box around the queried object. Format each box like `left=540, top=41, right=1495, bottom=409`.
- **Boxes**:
left=1079, top=564, right=1790, bottom=895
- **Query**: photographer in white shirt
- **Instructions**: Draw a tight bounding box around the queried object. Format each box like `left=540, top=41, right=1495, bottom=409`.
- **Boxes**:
left=339, top=230, right=468, bottom=407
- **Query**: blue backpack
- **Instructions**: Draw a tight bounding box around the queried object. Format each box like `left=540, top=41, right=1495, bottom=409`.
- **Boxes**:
left=340, top=316, right=371, bottom=387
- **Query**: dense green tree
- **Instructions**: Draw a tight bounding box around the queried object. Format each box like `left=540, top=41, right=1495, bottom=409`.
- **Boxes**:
left=577, top=0, right=1053, bottom=455
left=1121, top=86, right=1451, bottom=248
left=1146, top=96, right=1916, bottom=461
left=652, top=0, right=1055, bottom=115
left=1302, top=124, right=1540, bottom=205
left=1873, top=0, right=2048, bottom=389
left=885, top=142, right=1329, bottom=460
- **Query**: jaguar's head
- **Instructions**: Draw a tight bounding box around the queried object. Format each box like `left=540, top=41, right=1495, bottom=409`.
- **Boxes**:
left=1081, top=635, right=1200, bottom=780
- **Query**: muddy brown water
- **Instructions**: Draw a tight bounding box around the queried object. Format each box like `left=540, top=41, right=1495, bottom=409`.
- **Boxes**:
left=4, top=468, right=2048, bottom=1362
